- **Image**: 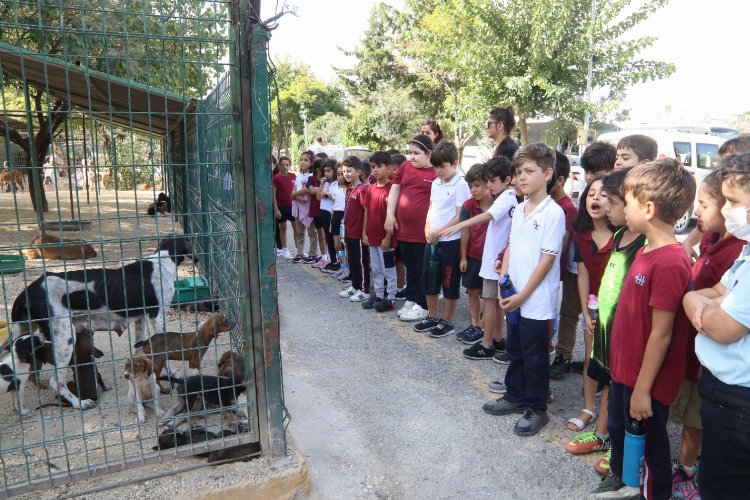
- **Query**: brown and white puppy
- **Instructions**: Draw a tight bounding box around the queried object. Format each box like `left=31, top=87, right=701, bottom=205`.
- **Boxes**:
left=158, top=374, right=246, bottom=429
left=134, top=314, right=236, bottom=380
left=124, top=352, right=169, bottom=423
left=22, top=232, right=97, bottom=260
left=218, top=351, right=246, bottom=381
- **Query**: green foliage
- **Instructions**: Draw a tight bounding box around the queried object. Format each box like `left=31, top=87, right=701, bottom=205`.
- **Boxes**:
left=113, top=135, right=157, bottom=190
left=308, top=112, right=348, bottom=147
left=344, top=83, right=420, bottom=151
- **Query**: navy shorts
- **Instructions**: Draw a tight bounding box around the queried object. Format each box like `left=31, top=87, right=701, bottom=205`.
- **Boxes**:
left=331, top=210, right=344, bottom=236
left=462, top=257, right=482, bottom=290
left=313, top=215, right=323, bottom=229
left=277, top=206, right=293, bottom=222
left=421, top=239, right=462, bottom=300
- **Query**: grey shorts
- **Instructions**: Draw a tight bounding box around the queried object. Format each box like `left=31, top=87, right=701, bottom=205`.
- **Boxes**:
left=482, top=278, right=499, bottom=299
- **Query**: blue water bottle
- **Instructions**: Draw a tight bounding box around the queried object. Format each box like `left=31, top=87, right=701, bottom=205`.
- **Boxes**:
left=623, top=418, right=646, bottom=487
left=499, top=274, right=521, bottom=326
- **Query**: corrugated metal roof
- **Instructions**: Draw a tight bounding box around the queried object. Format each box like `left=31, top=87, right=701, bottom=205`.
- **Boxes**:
left=0, top=42, right=193, bottom=136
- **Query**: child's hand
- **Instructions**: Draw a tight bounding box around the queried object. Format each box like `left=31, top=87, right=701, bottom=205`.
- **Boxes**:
left=459, top=258, right=467, bottom=273
left=499, top=294, right=523, bottom=312
left=629, top=389, right=653, bottom=421
left=425, top=229, right=432, bottom=243
left=430, top=231, right=441, bottom=243
left=362, top=233, right=369, bottom=246
left=439, top=226, right=456, bottom=238
left=683, top=293, right=713, bottom=331
left=385, top=214, right=398, bottom=233
left=583, top=311, right=595, bottom=335
left=274, top=208, right=281, bottom=220
left=494, top=259, right=503, bottom=274
left=381, top=235, right=391, bottom=250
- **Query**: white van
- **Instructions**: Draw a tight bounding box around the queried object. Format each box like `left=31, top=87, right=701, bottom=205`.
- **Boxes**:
left=597, top=130, right=726, bottom=233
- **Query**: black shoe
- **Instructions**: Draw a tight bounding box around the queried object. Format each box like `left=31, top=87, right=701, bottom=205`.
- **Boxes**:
left=463, top=341, right=496, bottom=360
left=374, top=298, right=395, bottom=312
left=413, top=316, right=439, bottom=332
left=549, top=354, right=571, bottom=380
left=513, top=408, right=549, bottom=437
left=361, top=297, right=379, bottom=310
left=395, top=289, right=406, bottom=301
left=428, top=319, right=455, bottom=338
left=321, top=263, right=340, bottom=273
left=291, top=255, right=303, bottom=263
left=494, top=338, right=506, bottom=352
left=303, top=255, right=319, bottom=264
left=493, top=351, right=512, bottom=364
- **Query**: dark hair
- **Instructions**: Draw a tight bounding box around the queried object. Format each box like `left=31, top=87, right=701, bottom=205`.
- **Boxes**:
left=343, top=155, right=363, bottom=171
left=409, top=134, right=434, bottom=154
left=386, top=148, right=402, bottom=156
left=313, top=151, right=329, bottom=160
left=369, top=151, right=391, bottom=166
left=489, top=106, right=516, bottom=135
left=512, top=143, right=556, bottom=173
left=279, top=155, right=291, bottom=164
left=360, top=160, right=371, bottom=178
left=581, top=141, right=616, bottom=174
left=464, top=163, right=486, bottom=185
left=310, top=158, right=326, bottom=178
left=430, top=141, right=458, bottom=167
left=483, top=155, right=513, bottom=182
left=719, top=134, right=750, bottom=158
left=300, top=150, right=314, bottom=161
left=554, top=151, right=571, bottom=181
left=314, top=136, right=323, bottom=143
left=322, top=158, right=338, bottom=171
left=573, top=177, right=613, bottom=233
left=720, top=152, right=750, bottom=192
left=390, top=154, right=406, bottom=167
left=270, top=155, right=278, bottom=166
left=601, top=167, right=632, bottom=201
left=624, top=158, right=696, bottom=225
left=617, top=134, right=658, bottom=162
left=420, top=120, right=444, bottom=144
left=701, top=170, right=725, bottom=206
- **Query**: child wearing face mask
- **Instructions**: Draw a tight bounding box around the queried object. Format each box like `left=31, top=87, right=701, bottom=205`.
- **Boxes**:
left=683, top=152, right=750, bottom=500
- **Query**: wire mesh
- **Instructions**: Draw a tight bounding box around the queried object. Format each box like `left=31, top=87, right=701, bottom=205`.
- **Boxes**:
left=0, top=0, right=261, bottom=495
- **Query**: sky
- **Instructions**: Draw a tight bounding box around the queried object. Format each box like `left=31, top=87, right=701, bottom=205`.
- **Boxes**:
left=261, top=0, right=750, bottom=125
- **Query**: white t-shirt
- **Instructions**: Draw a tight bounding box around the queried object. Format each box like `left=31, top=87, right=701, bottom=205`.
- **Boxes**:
left=429, top=174, right=471, bottom=242
left=293, top=171, right=311, bottom=191
left=479, top=188, right=518, bottom=280
left=43, top=163, right=54, bottom=178
left=330, top=181, right=346, bottom=211
left=507, top=195, right=566, bottom=320
left=320, top=181, right=334, bottom=213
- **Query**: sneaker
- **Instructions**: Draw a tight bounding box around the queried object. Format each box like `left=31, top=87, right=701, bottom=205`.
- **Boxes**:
left=282, top=249, right=292, bottom=260
left=493, top=351, right=512, bottom=364
left=321, top=263, right=340, bottom=273
left=349, top=290, right=368, bottom=302
left=292, top=255, right=304, bottom=263
left=672, top=477, right=700, bottom=500
left=276, top=248, right=284, bottom=256
left=428, top=319, right=455, bottom=338
left=672, top=462, right=698, bottom=485
left=514, top=408, right=549, bottom=437
left=550, top=354, right=571, bottom=380
left=339, top=273, right=351, bottom=282
left=488, top=380, right=507, bottom=394
left=312, top=258, right=328, bottom=269
left=493, top=339, right=506, bottom=351
left=401, top=304, right=428, bottom=322
left=395, top=289, right=406, bottom=301
left=303, top=255, right=320, bottom=264
left=397, top=300, right=415, bottom=317
left=374, top=298, right=395, bottom=312
left=594, top=449, right=611, bottom=476
left=463, top=341, right=496, bottom=360
left=460, top=326, right=485, bottom=345
left=565, top=431, right=610, bottom=455
left=361, top=297, right=379, bottom=310
left=339, top=286, right=356, bottom=298
left=587, top=473, right=640, bottom=500
left=413, top=316, right=440, bottom=332
left=482, top=397, right=525, bottom=416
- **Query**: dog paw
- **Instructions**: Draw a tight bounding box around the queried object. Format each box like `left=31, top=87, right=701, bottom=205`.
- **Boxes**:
left=79, top=399, right=97, bottom=411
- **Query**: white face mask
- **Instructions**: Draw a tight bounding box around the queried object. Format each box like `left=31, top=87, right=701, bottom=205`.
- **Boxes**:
left=722, top=205, right=750, bottom=241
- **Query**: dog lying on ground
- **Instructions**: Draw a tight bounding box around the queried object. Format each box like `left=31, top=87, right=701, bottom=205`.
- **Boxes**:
left=134, top=314, right=236, bottom=381
left=157, top=374, right=247, bottom=429
left=1, top=335, right=45, bottom=416
left=22, top=231, right=97, bottom=260
left=153, top=425, right=236, bottom=452
left=9, top=236, right=193, bottom=410
left=124, top=352, right=169, bottom=423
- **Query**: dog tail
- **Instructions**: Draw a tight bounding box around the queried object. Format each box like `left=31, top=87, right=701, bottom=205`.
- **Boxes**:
left=133, top=339, right=148, bottom=349
left=156, top=375, right=184, bottom=388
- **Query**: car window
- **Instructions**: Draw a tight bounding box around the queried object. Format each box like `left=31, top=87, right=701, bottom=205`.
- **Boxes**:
left=696, top=143, right=719, bottom=170
left=673, top=142, right=691, bottom=167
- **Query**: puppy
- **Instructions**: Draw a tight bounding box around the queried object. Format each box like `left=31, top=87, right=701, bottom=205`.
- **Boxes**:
left=22, top=232, right=97, bottom=260
left=158, top=374, right=247, bottom=429
left=152, top=425, right=227, bottom=451
left=217, top=351, right=245, bottom=381
left=124, top=352, right=168, bottom=423
left=1, top=335, right=45, bottom=416
left=134, top=314, right=236, bottom=380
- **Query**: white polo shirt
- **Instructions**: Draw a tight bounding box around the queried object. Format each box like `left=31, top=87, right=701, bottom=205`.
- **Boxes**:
left=429, top=174, right=471, bottom=242
left=507, top=195, right=566, bottom=320
left=330, top=180, right=346, bottom=211
left=479, top=188, right=518, bottom=280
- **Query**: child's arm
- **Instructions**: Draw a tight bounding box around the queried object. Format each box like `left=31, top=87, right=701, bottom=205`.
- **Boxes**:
left=499, top=253, right=556, bottom=312
left=381, top=232, right=392, bottom=250
left=699, top=303, right=748, bottom=343
left=362, top=206, right=369, bottom=247
left=681, top=227, right=703, bottom=262
left=272, top=185, right=281, bottom=219
left=683, top=283, right=726, bottom=331
left=385, top=184, right=401, bottom=233
left=459, top=227, right=469, bottom=273
left=439, top=212, right=492, bottom=238
left=424, top=202, right=434, bottom=243
left=630, top=308, right=676, bottom=421
left=577, top=263, right=593, bottom=334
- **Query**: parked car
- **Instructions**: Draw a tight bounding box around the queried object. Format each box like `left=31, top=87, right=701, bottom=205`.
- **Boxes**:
left=597, top=130, right=726, bottom=234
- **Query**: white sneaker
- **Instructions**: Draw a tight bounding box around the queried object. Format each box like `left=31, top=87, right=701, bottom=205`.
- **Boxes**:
left=276, top=248, right=283, bottom=256
left=339, top=286, right=356, bottom=298
left=397, top=300, right=415, bottom=318
left=349, top=290, right=368, bottom=302
left=282, top=248, right=292, bottom=260
left=400, top=304, right=428, bottom=322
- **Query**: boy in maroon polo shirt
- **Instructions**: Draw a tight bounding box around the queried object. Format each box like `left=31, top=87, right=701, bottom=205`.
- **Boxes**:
left=589, top=159, right=696, bottom=499
left=273, top=156, right=296, bottom=260
left=339, top=157, right=371, bottom=302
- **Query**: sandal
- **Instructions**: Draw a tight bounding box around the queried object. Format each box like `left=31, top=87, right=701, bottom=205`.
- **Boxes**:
left=566, top=408, right=596, bottom=432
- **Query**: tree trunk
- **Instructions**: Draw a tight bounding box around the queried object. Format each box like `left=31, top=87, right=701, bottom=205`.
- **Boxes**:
left=518, top=114, right=529, bottom=145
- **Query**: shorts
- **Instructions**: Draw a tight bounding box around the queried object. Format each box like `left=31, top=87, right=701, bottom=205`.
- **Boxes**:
left=586, top=358, right=611, bottom=387
left=668, top=378, right=702, bottom=429
left=462, top=257, right=482, bottom=290
left=313, top=215, right=323, bottom=229
left=481, top=278, right=499, bottom=299
left=421, top=239, right=461, bottom=300
left=394, top=245, right=402, bottom=262
left=331, top=210, right=344, bottom=236
left=277, top=206, right=293, bottom=222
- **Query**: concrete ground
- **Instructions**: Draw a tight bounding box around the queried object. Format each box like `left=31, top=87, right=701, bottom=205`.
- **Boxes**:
left=279, top=256, right=602, bottom=500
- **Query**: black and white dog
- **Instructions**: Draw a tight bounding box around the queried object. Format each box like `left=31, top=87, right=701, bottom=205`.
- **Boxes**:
left=10, top=236, right=193, bottom=410
left=1, top=335, right=45, bottom=416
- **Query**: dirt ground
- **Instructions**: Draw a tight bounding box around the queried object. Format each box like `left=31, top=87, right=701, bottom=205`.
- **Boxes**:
left=0, top=182, right=253, bottom=496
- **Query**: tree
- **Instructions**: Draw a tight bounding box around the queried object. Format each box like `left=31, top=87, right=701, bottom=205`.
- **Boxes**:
left=308, top=112, right=348, bottom=147
left=344, top=83, right=420, bottom=151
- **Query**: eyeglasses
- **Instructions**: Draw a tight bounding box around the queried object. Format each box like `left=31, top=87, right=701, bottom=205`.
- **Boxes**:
left=486, top=120, right=497, bottom=129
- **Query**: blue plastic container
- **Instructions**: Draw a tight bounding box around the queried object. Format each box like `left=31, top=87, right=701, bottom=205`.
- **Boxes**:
left=499, top=274, right=521, bottom=326
left=623, top=418, right=646, bottom=487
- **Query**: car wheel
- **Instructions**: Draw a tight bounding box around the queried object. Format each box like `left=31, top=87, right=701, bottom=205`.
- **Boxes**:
left=674, top=208, right=692, bottom=235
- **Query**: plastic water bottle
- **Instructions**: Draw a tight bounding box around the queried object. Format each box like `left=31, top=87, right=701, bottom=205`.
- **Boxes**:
left=587, top=294, right=599, bottom=323
left=623, top=418, right=646, bottom=487
left=499, top=274, right=521, bottom=326
left=337, top=249, right=347, bottom=272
